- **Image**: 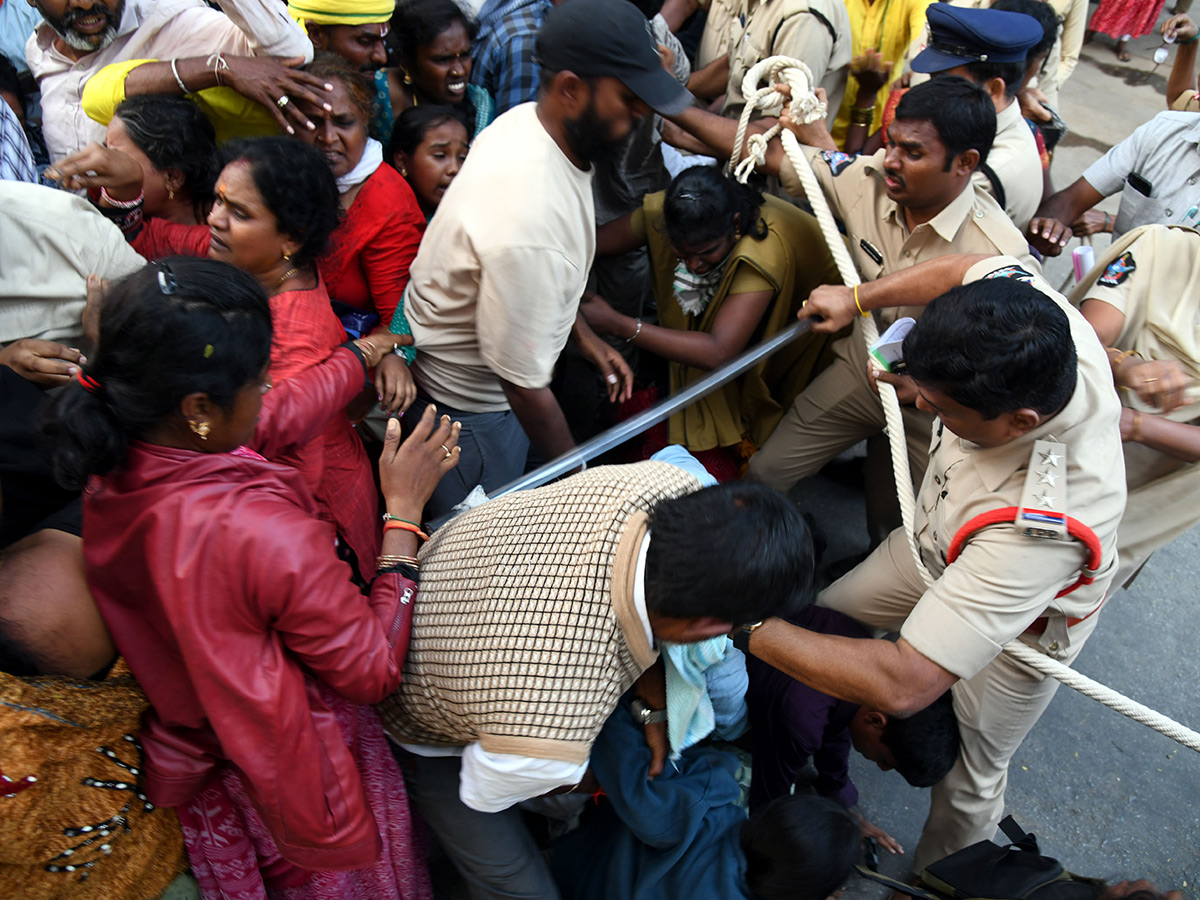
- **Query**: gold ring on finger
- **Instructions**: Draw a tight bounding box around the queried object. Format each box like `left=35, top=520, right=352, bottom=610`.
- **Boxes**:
left=1144, top=377, right=1158, bottom=384
left=440, top=444, right=452, bottom=459
left=276, top=95, right=290, bottom=109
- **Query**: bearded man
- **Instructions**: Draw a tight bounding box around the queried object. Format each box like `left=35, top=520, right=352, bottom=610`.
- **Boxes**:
left=398, top=0, right=693, bottom=516
left=25, top=0, right=312, bottom=161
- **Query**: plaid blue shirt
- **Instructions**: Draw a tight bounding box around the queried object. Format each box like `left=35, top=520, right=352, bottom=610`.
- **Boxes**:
left=472, top=0, right=553, bottom=116
left=0, top=100, right=37, bottom=185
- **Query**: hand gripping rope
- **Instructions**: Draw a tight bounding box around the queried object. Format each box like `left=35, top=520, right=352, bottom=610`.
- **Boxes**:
left=728, top=56, right=1200, bottom=754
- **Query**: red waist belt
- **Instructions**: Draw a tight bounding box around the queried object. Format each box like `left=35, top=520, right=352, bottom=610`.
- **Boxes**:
left=945, top=506, right=1105, bottom=635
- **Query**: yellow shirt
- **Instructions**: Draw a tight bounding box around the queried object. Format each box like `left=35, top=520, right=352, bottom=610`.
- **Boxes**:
left=81, top=58, right=280, bottom=144
left=831, top=0, right=934, bottom=145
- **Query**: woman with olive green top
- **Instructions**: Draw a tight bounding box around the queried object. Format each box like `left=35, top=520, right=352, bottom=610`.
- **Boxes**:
left=582, top=167, right=842, bottom=458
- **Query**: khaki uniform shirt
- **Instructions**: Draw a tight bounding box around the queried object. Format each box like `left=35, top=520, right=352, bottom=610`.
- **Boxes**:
left=974, top=100, right=1043, bottom=232
left=696, top=0, right=741, bottom=69
left=1069, top=225, right=1200, bottom=581
left=1071, top=224, right=1200, bottom=422
left=722, top=0, right=852, bottom=125
left=900, top=257, right=1126, bottom=678
left=778, top=146, right=1039, bottom=316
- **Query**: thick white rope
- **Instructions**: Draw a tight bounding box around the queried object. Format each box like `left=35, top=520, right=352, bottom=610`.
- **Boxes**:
left=729, top=56, right=1200, bottom=753
left=730, top=56, right=935, bottom=587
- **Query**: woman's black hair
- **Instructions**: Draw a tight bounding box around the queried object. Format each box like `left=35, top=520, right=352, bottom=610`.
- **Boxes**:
left=386, top=103, right=471, bottom=162
left=741, top=795, right=860, bottom=900
left=391, top=0, right=478, bottom=63
left=219, top=137, right=341, bottom=268
left=663, top=165, right=768, bottom=249
left=48, top=258, right=273, bottom=491
left=390, top=0, right=479, bottom=126
left=114, top=94, right=218, bottom=221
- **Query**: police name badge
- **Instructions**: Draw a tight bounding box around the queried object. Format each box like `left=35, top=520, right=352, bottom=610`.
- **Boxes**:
left=1016, top=439, right=1068, bottom=541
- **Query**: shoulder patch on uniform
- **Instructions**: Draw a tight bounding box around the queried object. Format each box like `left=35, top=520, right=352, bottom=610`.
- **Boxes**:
left=982, top=265, right=1035, bottom=283
left=819, top=150, right=856, bottom=176
left=1098, top=251, right=1136, bottom=288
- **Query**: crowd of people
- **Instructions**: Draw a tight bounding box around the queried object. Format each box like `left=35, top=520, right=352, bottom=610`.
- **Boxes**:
left=0, top=0, right=1195, bottom=898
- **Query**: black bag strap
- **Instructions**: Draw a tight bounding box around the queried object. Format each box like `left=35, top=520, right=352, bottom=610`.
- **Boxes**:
left=998, top=815, right=1040, bottom=853
left=854, top=865, right=946, bottom=900
left=977, top=160, right=1007, bottom=212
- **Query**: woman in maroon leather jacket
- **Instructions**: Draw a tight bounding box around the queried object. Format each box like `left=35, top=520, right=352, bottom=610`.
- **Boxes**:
left=49, top=258, right=459, bottom=900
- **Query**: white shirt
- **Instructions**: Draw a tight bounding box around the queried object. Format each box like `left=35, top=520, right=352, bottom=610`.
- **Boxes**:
left=26, top=0, right=311, bottom=162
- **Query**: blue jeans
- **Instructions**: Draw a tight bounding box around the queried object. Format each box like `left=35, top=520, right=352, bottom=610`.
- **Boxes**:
left=403, top=394, right=530, bottom=519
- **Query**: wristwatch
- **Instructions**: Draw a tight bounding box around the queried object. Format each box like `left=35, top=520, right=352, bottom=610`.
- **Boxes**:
left=731, top=620, right=764, bottom=654
left=629, top=698, right=667, bottom=726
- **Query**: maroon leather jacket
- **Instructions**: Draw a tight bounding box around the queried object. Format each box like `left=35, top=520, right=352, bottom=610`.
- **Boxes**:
left=84, top=348, right=414, bottom=871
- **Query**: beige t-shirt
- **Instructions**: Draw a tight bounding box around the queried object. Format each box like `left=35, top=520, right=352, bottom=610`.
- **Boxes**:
left=0, top=182, right=145, bottom=344
left=405, top=103, right=596, bottom=412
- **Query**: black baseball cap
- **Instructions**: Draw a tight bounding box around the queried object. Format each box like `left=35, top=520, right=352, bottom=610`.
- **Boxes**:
left=536, top=0, right=693, bottom=116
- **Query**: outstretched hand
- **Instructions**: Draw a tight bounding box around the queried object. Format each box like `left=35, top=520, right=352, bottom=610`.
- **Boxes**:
left=1027, top=216, right=1073, bottom=257
left=47, top=143, right=143, bottom=200
left=378, top=405, right=460, bottom=517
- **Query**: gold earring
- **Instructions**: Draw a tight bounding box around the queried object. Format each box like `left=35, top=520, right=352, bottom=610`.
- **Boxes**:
left=167, top=185, right=175, bottom=201
left=283, top=251, right=291, bottom=262
left=400, top=166, right=407, bottom=176
left=190, top=420, right=211, bottom=440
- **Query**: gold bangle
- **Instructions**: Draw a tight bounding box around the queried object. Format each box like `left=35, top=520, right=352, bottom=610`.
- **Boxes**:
left=854, top=284, right=869, bottom=317
left=1129, top=409, right=1143, bottom=443
left=1106, top=347, right=1141, bottom=367
left=849, top=106, right=873, bottom=126
left=378, top=555, right=420, bottom=569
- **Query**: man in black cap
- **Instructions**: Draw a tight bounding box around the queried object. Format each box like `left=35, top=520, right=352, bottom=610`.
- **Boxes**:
left=398, top=0, right=692, bottom=519
left=911, top=4, right=1046, bottom=230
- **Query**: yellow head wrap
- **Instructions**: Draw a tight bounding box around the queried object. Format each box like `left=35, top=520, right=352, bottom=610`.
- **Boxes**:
left=288, top=0, right=395, bottom=30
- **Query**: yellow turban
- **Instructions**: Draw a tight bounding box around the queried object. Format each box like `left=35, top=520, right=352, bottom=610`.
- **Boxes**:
left=288, top=0, right=395, bottom=29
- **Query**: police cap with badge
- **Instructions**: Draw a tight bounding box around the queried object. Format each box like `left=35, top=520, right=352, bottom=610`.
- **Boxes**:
left=911, top=5, right=1045, bottom=74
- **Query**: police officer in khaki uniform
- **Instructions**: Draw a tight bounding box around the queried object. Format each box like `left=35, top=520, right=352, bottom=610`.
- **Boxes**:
left=743, top=77, right=1037, bottom=534
left=740, top=253, right=1126, bottom=867
left=1070, top=224, right=1200, bottom=587
left=694, top=0, right=740, bottom=70
left=909, top=4, right=1046, bottom=231
left=723, top=0, right=852, bottom=122
left=688, top=0, right=851, bottom=125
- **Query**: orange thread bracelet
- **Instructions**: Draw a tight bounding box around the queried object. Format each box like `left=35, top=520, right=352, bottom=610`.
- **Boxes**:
left=383, top=520, right=429, bottom=541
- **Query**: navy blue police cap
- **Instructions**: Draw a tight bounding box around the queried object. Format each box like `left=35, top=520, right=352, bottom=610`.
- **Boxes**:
left=912, top=5, right=1044, bottom=73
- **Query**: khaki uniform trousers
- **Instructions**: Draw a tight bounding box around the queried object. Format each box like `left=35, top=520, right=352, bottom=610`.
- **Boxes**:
left=820, top=527, right=1100, bottom=867
left=747, top=330, right=934, bottom=536
left=1116, top=438, right=1200, bottom=587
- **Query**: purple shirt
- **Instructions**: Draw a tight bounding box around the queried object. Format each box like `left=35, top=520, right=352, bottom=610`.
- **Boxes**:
left=746, top=605, right=867, bottom=811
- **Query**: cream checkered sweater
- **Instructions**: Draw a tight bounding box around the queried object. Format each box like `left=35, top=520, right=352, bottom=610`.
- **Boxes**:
left=376, top=461, right=701, bottom=765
